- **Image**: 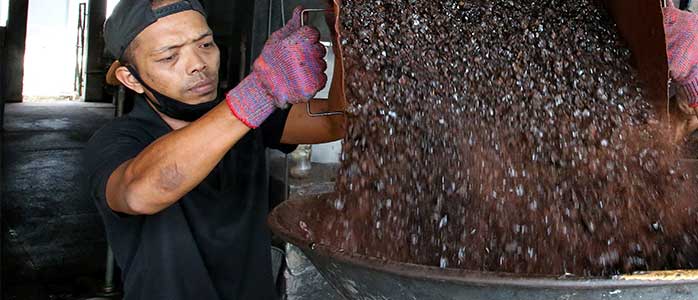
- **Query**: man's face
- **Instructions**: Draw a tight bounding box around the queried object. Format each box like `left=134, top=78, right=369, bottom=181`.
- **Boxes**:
left=130, top=10, right=220, bottom=104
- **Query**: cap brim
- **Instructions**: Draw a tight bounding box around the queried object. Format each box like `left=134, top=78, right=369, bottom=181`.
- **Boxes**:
left=106, top=60, right=122, bottom=86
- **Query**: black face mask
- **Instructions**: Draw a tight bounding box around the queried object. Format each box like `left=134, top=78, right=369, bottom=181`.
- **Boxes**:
left=126, top=65, right=221, bottom=122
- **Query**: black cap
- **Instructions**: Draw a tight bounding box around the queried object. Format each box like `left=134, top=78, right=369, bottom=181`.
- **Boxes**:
left=104, top=0, right=207, bottom=60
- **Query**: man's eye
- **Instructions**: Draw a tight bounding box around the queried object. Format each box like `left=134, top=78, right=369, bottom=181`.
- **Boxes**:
left=159, top=55, right=175, bottom=62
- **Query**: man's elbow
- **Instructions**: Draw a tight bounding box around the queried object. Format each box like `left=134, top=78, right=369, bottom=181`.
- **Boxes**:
left=123, top=198, right=161, bottom=216
left=121, top=181, right=168, bottom=216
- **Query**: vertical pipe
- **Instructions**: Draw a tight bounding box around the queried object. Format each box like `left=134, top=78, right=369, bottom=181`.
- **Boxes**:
left=103, top=246, right=115, bottom=293
left=267, top=0, right=273, bottom=38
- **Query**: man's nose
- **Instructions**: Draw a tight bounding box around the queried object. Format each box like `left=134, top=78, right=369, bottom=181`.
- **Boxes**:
left=187, top=50, right=207, bottom=75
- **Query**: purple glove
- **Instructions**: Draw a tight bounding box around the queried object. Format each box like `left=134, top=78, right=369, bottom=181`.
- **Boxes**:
left=226, top=6, right=328, bottom=128
left=664, top=1, right=698, bottom=106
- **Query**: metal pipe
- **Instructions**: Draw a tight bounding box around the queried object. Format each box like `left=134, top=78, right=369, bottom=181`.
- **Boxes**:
left=103, top=247, right=115, bottom=293
left=267, top=0, right=273, bottom=38
left=280, top=0, right=286, bottom=24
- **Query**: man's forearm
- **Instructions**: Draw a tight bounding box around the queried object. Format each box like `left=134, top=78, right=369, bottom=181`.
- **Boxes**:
left=107, top=102, right=250, bottom=215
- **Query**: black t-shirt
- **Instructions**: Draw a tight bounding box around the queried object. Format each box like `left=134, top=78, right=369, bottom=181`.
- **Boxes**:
left=83, top=96, right=295, bottom=300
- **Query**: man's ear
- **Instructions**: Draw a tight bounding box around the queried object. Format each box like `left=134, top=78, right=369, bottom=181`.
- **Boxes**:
left=115, top=66, right=145, bottom=94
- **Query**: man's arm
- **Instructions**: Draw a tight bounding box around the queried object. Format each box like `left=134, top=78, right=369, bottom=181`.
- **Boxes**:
left=106, top=9, right=328, bottom=216
left=106, top=103, right=250, bottom=216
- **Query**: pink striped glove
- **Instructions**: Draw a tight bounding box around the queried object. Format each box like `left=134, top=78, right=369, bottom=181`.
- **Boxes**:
left=664, top=1, right=698, bottom=106
left=226, top=6, right=328, bottom=128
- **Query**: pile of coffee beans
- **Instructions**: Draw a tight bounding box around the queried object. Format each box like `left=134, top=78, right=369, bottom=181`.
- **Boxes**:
left=309, top=0, right=698, bottom=276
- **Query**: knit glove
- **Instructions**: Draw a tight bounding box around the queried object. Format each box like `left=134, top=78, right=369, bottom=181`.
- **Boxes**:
left=664, top=1, right=698, bottom=106
left=226, top=6, right=328, bottom=128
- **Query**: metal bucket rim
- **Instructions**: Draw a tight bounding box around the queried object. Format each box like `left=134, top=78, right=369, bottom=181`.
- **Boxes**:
left=268, top=195, right=698, bottom=289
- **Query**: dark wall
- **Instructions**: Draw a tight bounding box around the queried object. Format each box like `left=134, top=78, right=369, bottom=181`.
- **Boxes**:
left=248, top=0, right=330, bottom=74
left=84, top=0, right=108, bottom=102
left=0, top=24, right=4, bottom=295
left=202, top=0, right=254, bottom=90
left=206, top=0, right=329, bottom=89
left=2, top=0, right=29, bottom=103
left=1, top=26, right=6, bottom=127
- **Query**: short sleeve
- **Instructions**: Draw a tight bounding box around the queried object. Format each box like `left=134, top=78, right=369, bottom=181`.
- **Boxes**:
left=83, top=119, right=152, bottom=218
left=260, top=108, right=297, bottom=154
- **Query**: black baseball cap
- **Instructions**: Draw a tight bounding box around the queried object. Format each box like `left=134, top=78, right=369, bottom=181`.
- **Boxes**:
left=104, top=0, right=207, bottom=85
left=105, top=0, right=207, bottom=60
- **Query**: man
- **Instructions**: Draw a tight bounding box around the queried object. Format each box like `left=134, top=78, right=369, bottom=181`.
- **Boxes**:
left=665, top=0, right=698, bottom=140
left=83, top=0, right=345, bottom=299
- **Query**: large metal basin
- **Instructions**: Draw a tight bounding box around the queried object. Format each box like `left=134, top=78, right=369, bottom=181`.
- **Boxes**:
left=268, top=0, right=691, bottom=299
left=269, top=195, right=698, bottom=300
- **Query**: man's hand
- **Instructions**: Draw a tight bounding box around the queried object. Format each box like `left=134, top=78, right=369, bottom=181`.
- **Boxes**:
left=677, top=89, right=698, bottom=116
left=226, top=6, right=328, bottom=128
left=672, top=90, right=698, bottom=143
left=253, top=26, right=328, bottom=106
left=664, top=1, right=698, bottom=108
left=672, top=115, right=698, bottom=143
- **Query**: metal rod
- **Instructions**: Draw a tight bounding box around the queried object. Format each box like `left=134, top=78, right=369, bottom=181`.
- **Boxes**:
left=103, top=246, right=115, bottom=293
left=307, top=102, right=345, bottom=117
left=283, top=154, right=289, bottom=203
left=280, top=0, right=286, bottom=24
left=267, top=0, right=273, bottom=38
left=116, top=86, right=125, bottom=117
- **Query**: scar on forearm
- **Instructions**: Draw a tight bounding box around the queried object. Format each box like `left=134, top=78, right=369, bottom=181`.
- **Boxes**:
left=158, top=163, right=186, bottom=192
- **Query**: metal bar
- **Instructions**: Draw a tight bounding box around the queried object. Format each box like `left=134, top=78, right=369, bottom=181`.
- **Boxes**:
left=280, top=0, right=286, bottom=24
left=103, top=246, right=115, bottom=293
left=267, top=0, right=273, bottom=38
left=73, top=2, right=87, bottom=98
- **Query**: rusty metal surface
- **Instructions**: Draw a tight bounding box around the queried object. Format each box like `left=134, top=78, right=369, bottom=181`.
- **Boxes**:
left=600, top=0, right=670, bottom=119
left=269, top=195, right=698, bottom=300
left=327, top=0, right=347, bottom=111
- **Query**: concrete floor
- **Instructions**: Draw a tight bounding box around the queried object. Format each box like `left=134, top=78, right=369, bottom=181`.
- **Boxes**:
left=2, top=101, right=116, bottom=299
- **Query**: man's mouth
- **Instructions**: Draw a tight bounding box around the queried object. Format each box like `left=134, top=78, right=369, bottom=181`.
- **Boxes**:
left=189, top=79, right=216, bottom=95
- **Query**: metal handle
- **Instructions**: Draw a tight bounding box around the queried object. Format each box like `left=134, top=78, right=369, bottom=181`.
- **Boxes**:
left=300, top=8, right=333, bottom=27
left=301, top=8, right=346, bottom=118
